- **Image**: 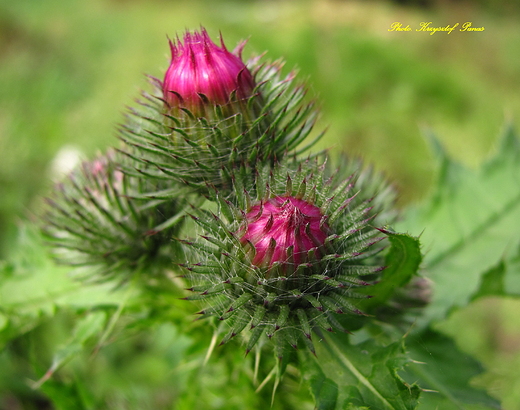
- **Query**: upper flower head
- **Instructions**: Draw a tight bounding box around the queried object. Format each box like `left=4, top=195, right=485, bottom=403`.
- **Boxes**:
left=162, top=28, right=255, bottom=112
left=240, top=196, right=330, bottom=270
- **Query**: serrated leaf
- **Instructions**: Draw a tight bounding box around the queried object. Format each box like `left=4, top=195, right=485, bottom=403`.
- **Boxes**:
left=471, top=260, right=506, bottom=301
left=0, top=225, right=134, bottom=348
left=361, top=230, right=422, bottom=309
left=300, top=333, right=421, bottom=410
left=404, top=329, right=501, bottom=410
left=397, top=125, right=520, bottom=326
left=300, top=353, right=338, bottom=410
left=474, top=243, right=520, bottom=297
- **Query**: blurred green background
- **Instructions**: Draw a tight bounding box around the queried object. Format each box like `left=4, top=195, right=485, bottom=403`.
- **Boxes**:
left=1, top=0, right=520, bottom=408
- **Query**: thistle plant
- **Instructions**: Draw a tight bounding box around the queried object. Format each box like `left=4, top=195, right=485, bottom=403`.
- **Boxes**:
left=44, top=26, right=417, bottom=349
left=182, top=157, right=397, bottom=356
left=43, top=149, right=188, bottom=282
left=41, top=27, right=434, bottom=408
left=118, top=28, right=321, bottom=196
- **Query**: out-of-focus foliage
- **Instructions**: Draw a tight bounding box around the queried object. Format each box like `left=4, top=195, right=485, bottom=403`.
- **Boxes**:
left=394, top=125, right=520, bottom=410
left=301, top=335, right=422, bottom=410
left=1, top=0, right=520, bottom=409
left=398, top=124, right=520, bottom=327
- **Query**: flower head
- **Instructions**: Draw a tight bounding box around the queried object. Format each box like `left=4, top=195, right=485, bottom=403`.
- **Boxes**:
left=162, top=28, right=255, bottom=112
left=182, top=158, right=397, bottom=356
left=120, top=36, right=319, bottom=198
left=43, top=151, right=184, bottom=282
left=240, top=196, right=330, bottom=269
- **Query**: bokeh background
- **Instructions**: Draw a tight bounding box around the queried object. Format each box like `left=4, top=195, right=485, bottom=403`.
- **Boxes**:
left=1, top=0, right=520, bottom=408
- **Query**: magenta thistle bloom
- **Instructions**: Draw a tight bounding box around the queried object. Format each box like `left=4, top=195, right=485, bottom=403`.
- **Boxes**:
left=240, top=196, right=330, bottom=269
left=183, top=160, right=394, bottom=355
left=162, top=28, right=255, bottom=112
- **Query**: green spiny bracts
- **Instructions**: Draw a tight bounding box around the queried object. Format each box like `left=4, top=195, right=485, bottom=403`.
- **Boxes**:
left=181, top=157, right=396, bottom=357
left=43, top=150, right=188, bottom=283
left=117, top=34, right=322, bottom=198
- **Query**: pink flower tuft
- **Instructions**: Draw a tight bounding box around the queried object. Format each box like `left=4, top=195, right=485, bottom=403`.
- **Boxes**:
left=240, top=196, right=330, bottom=269
left=162, top=28, right=255, bottom=111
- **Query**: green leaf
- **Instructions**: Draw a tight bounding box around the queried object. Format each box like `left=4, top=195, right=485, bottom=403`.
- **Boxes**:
left=471, top=260, right=506, bottom=301
left=397, top=125, right=520, bottom=326
left=481, top=245, right=520, bottom=297
left=0, top=225, right=134, bottom=348
left=504, top=250, right=520, bottom=294
left=362, top=230, right=422, bottom=309
left=300, top=348, right=339, bottom=410
left=344, top=406, right=371, bottom=410
left=404, top=329, right=501, bottom=410
left=301, top=333, right=421, bottom=410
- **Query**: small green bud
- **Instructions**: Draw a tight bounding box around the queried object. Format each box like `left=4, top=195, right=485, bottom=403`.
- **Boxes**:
left=43, top=150, right=185, bottom=282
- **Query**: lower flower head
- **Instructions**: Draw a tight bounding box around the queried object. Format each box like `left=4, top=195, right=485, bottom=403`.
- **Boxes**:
left=240, top=196, right=330, bottom=269
left=162, top=28, right=255, bottom=113
left=182, top=159, right=397, bottom=357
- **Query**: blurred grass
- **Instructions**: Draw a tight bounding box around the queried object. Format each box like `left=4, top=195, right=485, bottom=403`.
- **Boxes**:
left=1, top=0, right=520, bottom=408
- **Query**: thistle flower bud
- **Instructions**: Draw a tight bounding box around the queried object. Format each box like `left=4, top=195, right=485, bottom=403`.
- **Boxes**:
left=43, top=150, right=186, bottom=282
left=182, top=158, right=399, bottom=357
left=162, top=28, right=255, bottom=113
left=240, top=196, right=330, bottom=269
left=119, top=35, right=320, bottom=197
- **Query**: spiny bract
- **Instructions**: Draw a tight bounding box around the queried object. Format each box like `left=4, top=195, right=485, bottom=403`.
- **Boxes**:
left=182, top=157, right=396, bottom=357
